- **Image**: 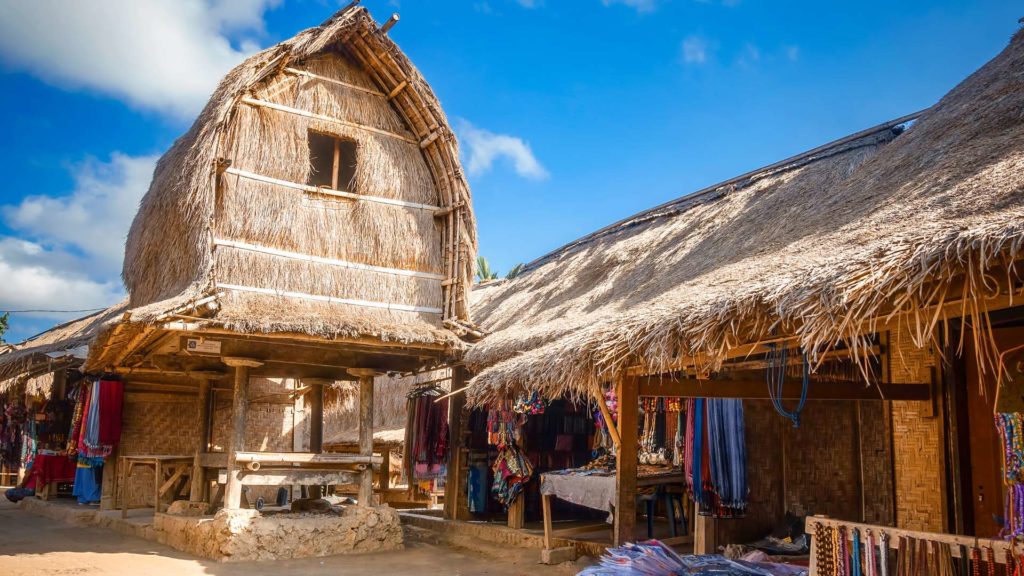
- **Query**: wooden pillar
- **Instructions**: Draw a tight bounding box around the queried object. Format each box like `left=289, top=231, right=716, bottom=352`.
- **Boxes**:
left=444, top=365, right=467, bottom=521
left=190, top=376, right=215, bottom=502
left=223, top=357, right=262, bottom=510
left=349, top=368, right=377, bottom=506
left=614, top=375, right=639, bottom=545
left=309, top=381, right=324, bottom=453
left=404, top=396, right=416, bottom=499
left=694, top=504, right=718, bottom=554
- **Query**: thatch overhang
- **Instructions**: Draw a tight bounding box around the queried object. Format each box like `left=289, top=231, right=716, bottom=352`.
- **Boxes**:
left=0, top=301, right=128, bottom=392
left=97, top=4, right=476, bottom=371
left=465, top=29, right=1024, bottom=405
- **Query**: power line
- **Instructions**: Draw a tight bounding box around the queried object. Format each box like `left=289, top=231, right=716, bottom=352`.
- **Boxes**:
left=2, top=308, right=107, bottom=314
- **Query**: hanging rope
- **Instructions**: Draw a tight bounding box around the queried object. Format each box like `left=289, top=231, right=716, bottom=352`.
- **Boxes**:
left=766, top=343, right=810, bottom=427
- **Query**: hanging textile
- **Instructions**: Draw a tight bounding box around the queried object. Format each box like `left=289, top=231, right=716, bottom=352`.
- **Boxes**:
left=486, top=400, right=521, bottom=448
left=411, top=394, right=448, bottom=480
left=78, top=378, right=124, bottom=458
left=683, top=398, right=747, bottom=518
left=0, top=394, right=27, bottom=468
left=72, top=456, right=104, bottom=504
left=491, top=444, right=533, bottom=507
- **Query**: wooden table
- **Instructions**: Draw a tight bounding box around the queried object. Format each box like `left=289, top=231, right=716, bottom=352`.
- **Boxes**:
left=118, top=455, right=193, bottom=517
left=540, top=469, right=687, bottom=549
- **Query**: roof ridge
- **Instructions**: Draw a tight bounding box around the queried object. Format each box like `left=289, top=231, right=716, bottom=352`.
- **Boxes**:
left=519, top=109, right=927, bottom=274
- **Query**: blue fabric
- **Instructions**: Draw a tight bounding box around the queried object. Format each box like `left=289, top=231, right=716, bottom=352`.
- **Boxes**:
left=72, top=462, right=102, bottom=504
left=468, top=462, right=488, bottom=513
left=84, top=382, right=101, bottom=448
left=706, top=398, right=747, bottom=510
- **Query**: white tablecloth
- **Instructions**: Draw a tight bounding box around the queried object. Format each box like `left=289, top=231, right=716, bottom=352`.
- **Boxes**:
left=540, top=472, right=616, bottom=513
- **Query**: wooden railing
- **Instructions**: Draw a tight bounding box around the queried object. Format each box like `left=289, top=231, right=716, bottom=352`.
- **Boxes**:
left=806, top=516, right=1016, bottom=575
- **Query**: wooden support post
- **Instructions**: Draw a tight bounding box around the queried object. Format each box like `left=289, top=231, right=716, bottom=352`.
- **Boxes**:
left=190, top=376, right=214, bottom=503
left=614, top=375, right=639, bottom=546
left=404, top=396, right=416, bottom=500
left=309, top=380, right=324, bottom=453
left=444, top=366, right=467, bottom=521
left=223, top=357, right=262, bottom=510
left=350, top=368, right=377, bottom=506
left=693, top=503, right=717, bottom=554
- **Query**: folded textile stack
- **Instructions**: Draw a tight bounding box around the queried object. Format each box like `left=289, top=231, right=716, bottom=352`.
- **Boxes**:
left=577, top=541, right=807, bottom=576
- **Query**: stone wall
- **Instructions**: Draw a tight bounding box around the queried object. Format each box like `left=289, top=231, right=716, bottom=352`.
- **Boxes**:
left=157, top=506, right=403, bottom=561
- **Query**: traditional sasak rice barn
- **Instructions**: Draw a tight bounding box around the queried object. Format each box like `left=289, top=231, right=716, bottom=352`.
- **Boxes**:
left=1, top=3, right=476, bottom=561
left=414, top=25, right=1024, bottom=571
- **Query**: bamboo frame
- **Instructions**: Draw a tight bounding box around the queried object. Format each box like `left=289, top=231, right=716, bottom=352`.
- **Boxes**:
left=213, top=238, right=445, bottom=280
left=215, top=282, right=443, bottom=314
left=223, top=167, right=440, bottom=211
left=240, top=97, right=417, bottom=143
left=283, top=67, right=385, bottom=97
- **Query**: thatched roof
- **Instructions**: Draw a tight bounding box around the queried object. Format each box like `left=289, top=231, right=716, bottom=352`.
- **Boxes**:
left=466, top=28, right=1024, bottom=404
left=0, top=301, right=128, bottom=391
left=112, top=4, right=475, bottom=359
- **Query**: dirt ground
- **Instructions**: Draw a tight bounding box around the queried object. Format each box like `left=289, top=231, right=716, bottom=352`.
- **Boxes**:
left=0, top=500, right=579, bottom=576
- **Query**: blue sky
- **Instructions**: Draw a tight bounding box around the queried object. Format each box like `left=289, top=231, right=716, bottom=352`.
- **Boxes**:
left=0, top=0, right=1019, bottom=342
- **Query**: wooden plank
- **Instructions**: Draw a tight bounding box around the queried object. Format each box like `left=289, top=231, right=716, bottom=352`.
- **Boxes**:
left=233, top=452, right=381, bottom=465
left=217, top=469, right=356, bottom=486
left=549, top=522, right=608, bottom=538
left=638, top=376, right=931, bottom=401
left=614, top=375, right=639, bottom=546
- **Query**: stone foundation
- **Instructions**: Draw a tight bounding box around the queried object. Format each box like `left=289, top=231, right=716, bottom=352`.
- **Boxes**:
left=157, top=505, right=404, bottom=561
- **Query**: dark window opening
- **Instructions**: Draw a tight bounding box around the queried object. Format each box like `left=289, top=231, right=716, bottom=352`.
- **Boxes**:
left=307, top=131, right=357, bottom=192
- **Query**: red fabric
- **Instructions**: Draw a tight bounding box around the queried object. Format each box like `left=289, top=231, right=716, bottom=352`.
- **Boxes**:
left=97, top=379, right=124, bottom=446
left=76, top=383, right=92, bottom=454
left=32, top=454, right=77, bottom=484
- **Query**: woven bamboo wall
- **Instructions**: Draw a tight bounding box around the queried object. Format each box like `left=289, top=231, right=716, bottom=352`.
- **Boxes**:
left=859, top=401, right=895, bottom=525
left=715, top=398, right=894, bottom=545
left=105, top=392, right=201, bottom=508
left=889, top=327, right=945, bottom=532
left=210, top=377, right=296, bottom=452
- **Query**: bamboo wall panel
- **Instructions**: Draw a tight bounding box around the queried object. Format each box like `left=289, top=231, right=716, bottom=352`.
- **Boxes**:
left=781, top=401, right=861, bottom=520
left=116, top=394, right=201, bottom=508
left=859, top=401, right=895, bottom=525
left=890, top=327, right=945, bottom=532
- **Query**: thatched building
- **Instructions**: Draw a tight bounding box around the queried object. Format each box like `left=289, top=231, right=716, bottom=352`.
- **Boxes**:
left=435, top=26, right=1024, bottom=560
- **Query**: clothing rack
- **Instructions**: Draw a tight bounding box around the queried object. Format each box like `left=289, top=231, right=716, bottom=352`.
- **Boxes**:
left=807, top=515, right=1018, bottom=575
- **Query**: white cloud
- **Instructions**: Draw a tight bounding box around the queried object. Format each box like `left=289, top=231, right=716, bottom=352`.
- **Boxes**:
left=785, top=45, right=801, bottom=61
left=0, top=154, right=157, bottom=336
left=0, top=0, right=279, bottom=119
left=682, top=35, right=711, bottom=64
left=457, top=120, right=549, bottom=181
left=517, top=0, right=540, bottom=7
left=601, top=0, right=658, bottom=12
left=737, top=42, right=760, bottom=66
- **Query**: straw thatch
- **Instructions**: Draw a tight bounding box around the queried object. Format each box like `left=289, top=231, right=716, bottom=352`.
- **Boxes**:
left=0, top=301, right=128, bottom=391
left=466, top=28, right=1024, bottom=404
left=115, top=4, right=475, bottom=356
left=324, top=368, right=450, bottom=446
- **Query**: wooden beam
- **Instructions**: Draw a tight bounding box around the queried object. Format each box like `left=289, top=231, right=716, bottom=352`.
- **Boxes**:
left=593, top=387, right=620, bottom=448
left=443, top=365, right=466, bottom=520
left=637, top=376, right=931, bottom=401
left=233, top=452, right=381, bottom=466
left=222, top=357, right=262, bottom=509
left=351, top=368, right=377, bottom=505
left=308, top=381, right=324, bottom=454
left=613, top=375, right=638, bottom=546
left=189, top=377, right=212, bottom=503
left=217, top=469, right=356, bottom=486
